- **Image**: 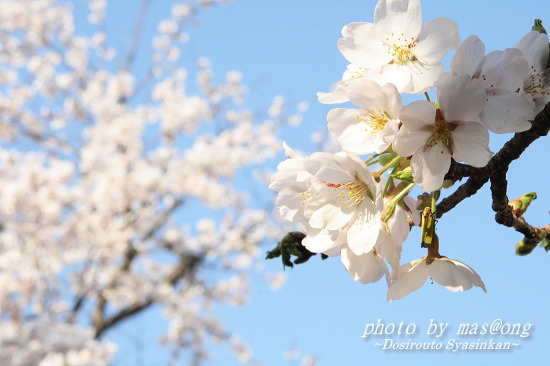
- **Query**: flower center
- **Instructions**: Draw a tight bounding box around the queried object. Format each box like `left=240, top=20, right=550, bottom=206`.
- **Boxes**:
left=524, top=65, right=548, bottom=97
left=300, top=190, right=312, bottom=205
left=384, top=33, right=417, bottom=65
left=349, top=66, right=365, bottom=79
left=327, top=181, right=371, bottom=209
left=426, top=109, right=455, bottom=151
left=356, top=110, right=389, bottom=133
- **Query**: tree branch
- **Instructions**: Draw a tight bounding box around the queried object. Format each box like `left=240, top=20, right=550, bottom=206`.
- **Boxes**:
left=122, top=0, right=152, bottom=73
left=94, top=254, right=203, bottom=339
left=437, top=101, right=550, bottom=247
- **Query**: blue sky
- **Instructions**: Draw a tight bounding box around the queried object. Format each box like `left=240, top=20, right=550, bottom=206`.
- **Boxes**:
left=92, top=1, right=550, bottom=365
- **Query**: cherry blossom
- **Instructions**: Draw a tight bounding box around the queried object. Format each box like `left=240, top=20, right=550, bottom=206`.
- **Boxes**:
left=450, top=35, right=534, bottom=133
left=337, top=0, right=460, bottom=93
left=393, top=73, right=492, bottom=191
left=0, top=0, right=306, bottom=364
left=301, top=152, right=380, bottom=254
left=341, top=246, right=389, bottom=285
left=327, top=79, right=402, bottom=155
left=317, top=65, right=366, bottom=104
left=514, top=30, right=550, bottom=114
left=387, top=256, right=487, bottom=301
left=269, top=143, right=311, bottom=224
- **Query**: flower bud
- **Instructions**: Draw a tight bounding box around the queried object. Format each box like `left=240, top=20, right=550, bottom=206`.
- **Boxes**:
left=515, top=238, right=537, bottom=256
left=508, top=192, right=537, bottom=215
left=515, top=229, right=547, bottom=256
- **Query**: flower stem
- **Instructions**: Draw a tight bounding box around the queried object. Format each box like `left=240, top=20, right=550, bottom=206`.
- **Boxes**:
left=426, top=232, right=441, bottom=263
left=381, top=182, right=416, bottom=222
left=424, top=92, right=431, bottom=102
left=364, top=154, right=378, bottom=165
left=391, top=182, right=416, bottom=204
left=382, top=169, right=395, bottom=197
left=421, top=190, right=441, bottom=249
left=431, top=189, right=440, bottom=214
left=373, top=156, right=403, bottom=182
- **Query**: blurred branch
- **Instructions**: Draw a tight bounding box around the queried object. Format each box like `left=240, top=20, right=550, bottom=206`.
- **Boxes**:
left=94, top=253, right=203, bottom=339
left=92, top=198, right=186, bottom=338
left=122, top=0, right=152, bottom=73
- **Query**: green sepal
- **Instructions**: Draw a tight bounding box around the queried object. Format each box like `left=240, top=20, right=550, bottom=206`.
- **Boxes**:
left=532, top=19, right=547, bottom=34
left=390, top=166, right=413, bottom=182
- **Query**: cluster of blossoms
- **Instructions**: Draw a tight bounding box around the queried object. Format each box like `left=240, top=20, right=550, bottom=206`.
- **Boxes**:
left=271, top=0, right=550, bottom=300
left=0, top=0, right=309, bottom=365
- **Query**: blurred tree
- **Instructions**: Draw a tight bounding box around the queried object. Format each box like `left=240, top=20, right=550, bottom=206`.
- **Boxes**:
left=0, top=0, right=301, bottom=364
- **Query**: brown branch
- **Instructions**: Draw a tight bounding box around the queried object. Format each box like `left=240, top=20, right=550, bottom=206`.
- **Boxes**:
left=445, top=101, right=550, bottom=182
left=436, top=102, right=550, bottom=246
left=436, top=175, right=488, bottom=218
left=94, top=254, right=203, bottom=339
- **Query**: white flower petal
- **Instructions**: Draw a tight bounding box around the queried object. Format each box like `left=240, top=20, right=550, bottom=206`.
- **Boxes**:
left=317, top=89, right=349, bottom=104
left=303, top=153, right=352, bottom=183
left=275, top=191, right=306, bottom=222
left=302, top=228, right=343, bottom=254
left=478, top=48, right=529, bottom=91
left=374, top=0, right=422, bottom=27
left=282, top=142, right=302, bottom=159
left=336, top=121, right=387, bottom=155
left=367, top=65, right=413, bottom=93
left=346, top=208, right=380, bottom=255
left=338, top=22, right=391, bottom=68
left=327, top=107, right=362, bottom=136
left=406, top=62, right=444, bottom=94
left=403, top=195, right=421, bottom=225
left=341, top=246, right=388, bottom=285
left=437, top=73, right=486, bottom=122
left=381, top=83, right=404, bottom=117
left=450, top=35, right=485, bottom=76
left=411, top=143, right=451, bottom=192
left=429, top=258, right=486, bottom=293
left=376, top=230, right=401, bottom=280
left=480, top=90, right=534, bottom=133
left=429, top=259, right=472, bottom=291
left=387, top=260, right=429, bottom=301
left=451, top=122, right=492, bottom=167
left=452, top=259, right=487, bottom=292
left=374, top=0, right=422, bottom=39
left=344, top=154, right=378, bottom=194
left=323, top=244, right=343, bottom=257
left=515, top=31, right=550, bottom=71
left=306, top=203, right=353, bottom=231
left=387, top=205, right=411, bottom=246
left=399, top=100, right=436, bottom=131
left=345, top=78, right=402, bottom=116
left=415, top=17, right=460, bottom=65
left=328, top=107, right=399, bottom=155
left=393, top=129, right=430, bottom=157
